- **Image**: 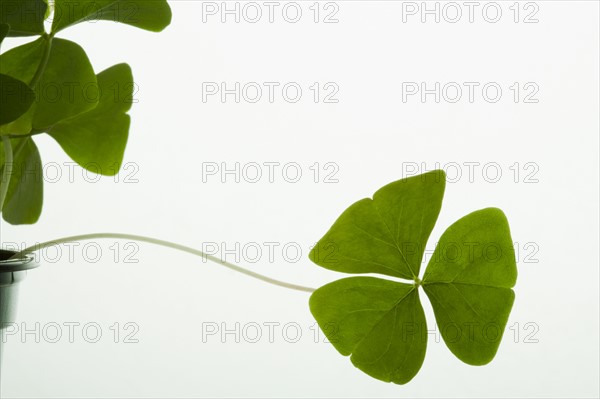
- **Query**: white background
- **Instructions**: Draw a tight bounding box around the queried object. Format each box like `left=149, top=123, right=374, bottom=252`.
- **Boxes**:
left=1, top=0, right=599, bottom=397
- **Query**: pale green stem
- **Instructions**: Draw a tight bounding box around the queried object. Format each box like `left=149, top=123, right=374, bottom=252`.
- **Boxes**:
left=12, top=233, right=316, bottom=293
left=0, top=135, right=13, bottom=215
left=29, top=33, right=54, bottom=88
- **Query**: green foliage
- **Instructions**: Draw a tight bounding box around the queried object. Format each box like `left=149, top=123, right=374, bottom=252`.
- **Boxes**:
left=309, top=170, right=445, bottom=280
left=1, top=1, right=521, bottom=388
left=0, top=22, right=8, bottom=42
left=310, top=277, right=427, bottom=384
left=0, top=73, right=35, bottom=125
left=309, top=170, right=518, bottom=384
left=0, top=137, right=43, bottom=224
left=51, top=0, right=172, bottom=34
left=422, top=208, right=517, bottom=365
left=0, top=23, right=36, bottom=126
left=48, top=64, right=133, bottom=176
left=0, top=37, right=99, bottom=130
left=0, top=0, right=47, bottom=36
left=0, top=0, right=171, bottom=224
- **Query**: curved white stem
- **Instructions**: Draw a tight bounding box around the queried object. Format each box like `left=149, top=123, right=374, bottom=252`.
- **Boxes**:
left=12, top=233, right=316, bottom=293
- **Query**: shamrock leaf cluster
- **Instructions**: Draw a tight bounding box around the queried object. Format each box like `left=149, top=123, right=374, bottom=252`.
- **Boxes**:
left=0, top=0, right=171, bottom=223
left=309, top=170, right=518, bottom=384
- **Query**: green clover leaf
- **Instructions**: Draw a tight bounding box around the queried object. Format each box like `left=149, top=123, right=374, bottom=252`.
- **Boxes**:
left=0, top=73, right=35, bottom=125
left=0, top=37, right=98, bottom=131
left=0, top=22, right=9, bottom=42
left=422, top=207, right=517, bottom=365
left=309, top=170, right=517, bottom=384
left=51, top=0, right=172, bottom=34
left=48, top=63, right=133, bottom=175
left=0, top=137, right=43, bottom=224
left=0, top=0, right=47, bottom=36
left=310, top=277, right=427, bottom=384
left=0, top=1, right=171, bottom=223
left=309, top=170, right=446, bottom=280
left=0, top=24, right=36, bottom=129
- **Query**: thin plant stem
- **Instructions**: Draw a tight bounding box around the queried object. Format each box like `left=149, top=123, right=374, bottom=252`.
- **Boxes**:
left=13, top=233, right=316, bottom=293
left=30, top=33, right=54, bottom=88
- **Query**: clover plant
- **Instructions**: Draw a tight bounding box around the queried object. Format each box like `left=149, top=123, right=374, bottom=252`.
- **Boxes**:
left=0, top=0, right=171, bottom=223
left=0, top=0, right=518, bottom=387
left=309, top=170, right=517, bottom=383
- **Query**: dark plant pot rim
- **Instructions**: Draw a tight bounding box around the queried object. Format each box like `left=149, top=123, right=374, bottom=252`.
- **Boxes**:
left=0, top=250, right=39, bottom=273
